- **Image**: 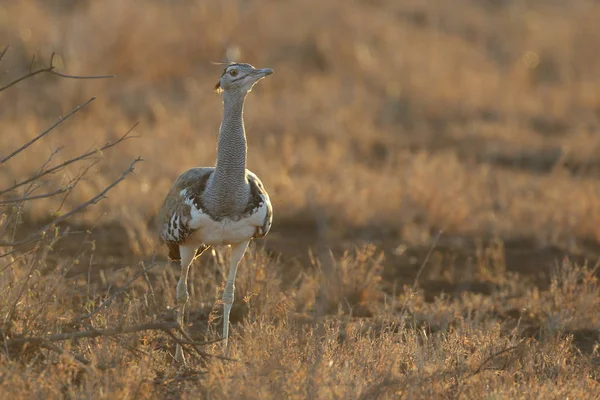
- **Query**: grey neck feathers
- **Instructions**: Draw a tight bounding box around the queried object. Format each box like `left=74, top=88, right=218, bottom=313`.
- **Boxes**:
left=204, top=90, right=251, bottom=215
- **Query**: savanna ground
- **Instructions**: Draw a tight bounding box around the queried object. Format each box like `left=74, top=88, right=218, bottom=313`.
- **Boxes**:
left=1, top=0, right=600, bottom=398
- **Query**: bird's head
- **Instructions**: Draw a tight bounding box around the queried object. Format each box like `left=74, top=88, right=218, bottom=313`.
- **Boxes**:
left=214, top=63, right=273, bottom=95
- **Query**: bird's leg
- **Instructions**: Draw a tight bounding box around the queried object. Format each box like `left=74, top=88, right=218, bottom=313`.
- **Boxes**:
left=174, top=245, right=197, bottom=365
left=222, top=240, right=249, bottom=355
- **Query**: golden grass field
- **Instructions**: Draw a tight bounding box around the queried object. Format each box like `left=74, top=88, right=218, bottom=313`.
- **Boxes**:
left=1, top=0, right=600, bottom=398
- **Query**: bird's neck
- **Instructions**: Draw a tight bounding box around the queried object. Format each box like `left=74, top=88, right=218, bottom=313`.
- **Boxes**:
left=205, top=91, right=250, bottom=214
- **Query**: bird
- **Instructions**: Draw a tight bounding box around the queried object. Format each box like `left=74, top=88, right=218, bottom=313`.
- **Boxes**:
left=157, top=63, right=274, bottom=363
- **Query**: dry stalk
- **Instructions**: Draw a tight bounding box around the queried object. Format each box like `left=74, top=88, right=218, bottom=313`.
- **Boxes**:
left=0, top=51, right=114, bottom=93
left=0, top=155, right=143, bottom=248
left=1, top=320, right=235, bottom=365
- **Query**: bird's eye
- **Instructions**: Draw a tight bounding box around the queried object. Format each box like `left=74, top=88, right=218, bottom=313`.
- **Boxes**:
left=229, top=69, right=238, bottom=77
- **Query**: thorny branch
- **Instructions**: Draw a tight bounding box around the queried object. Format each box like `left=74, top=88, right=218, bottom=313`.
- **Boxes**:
left=37, top=146, right=65, bottom=176
left=4, top=321, right=182, bottom=346
left=0, top=184, right=72, bottom=205
left=0, top=97, right=96, bottom=165
left=470, top=341, right=524, bottom=377
left=0, top=51, right=114, bottom=93
left=2, top=320, right=238, bottom=365
left=54, top=158, right=102, bottom=215
left=40, top=340, right=91, bottom=365
left=0, top=48, right=130, bottom=250
left=0, top=123, right=139, bottom=197
left=0, top=156, right=143, bottom=247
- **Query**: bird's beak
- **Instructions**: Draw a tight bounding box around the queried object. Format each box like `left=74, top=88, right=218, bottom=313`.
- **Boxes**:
left=254, top=68, right=274, bottom=77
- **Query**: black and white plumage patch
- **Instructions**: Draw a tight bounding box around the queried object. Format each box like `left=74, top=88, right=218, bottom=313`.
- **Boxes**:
left=161, top=170, right=210, bottom=237
left=158, top=168, right=213, bottom=261
left=246, top=171, right=272, bottom=239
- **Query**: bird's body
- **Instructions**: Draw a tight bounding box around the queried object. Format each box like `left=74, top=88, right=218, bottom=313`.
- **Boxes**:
left=157, top=63, right=274, bottom=363
left=159, top=167, right=272, bottom=255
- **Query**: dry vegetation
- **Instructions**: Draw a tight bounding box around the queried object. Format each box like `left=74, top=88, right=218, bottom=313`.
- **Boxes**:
left=1, top=0, right=600, bottom=398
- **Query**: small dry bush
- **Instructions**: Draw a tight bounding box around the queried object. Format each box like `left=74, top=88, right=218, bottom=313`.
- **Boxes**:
left=311, top=244, right=385, bottom=318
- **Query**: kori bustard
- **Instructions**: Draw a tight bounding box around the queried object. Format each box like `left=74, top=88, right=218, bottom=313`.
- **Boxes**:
left=158, top=63, right=273, bottom=363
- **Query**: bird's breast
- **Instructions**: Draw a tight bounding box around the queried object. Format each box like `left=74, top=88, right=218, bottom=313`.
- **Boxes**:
left=189, top=214, right=257, bottom=246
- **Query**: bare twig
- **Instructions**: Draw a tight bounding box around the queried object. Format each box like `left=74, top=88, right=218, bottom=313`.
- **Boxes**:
left=28, top=54, right=36, bottom=74
left=0, top=59, right=52, bottom=93
left=0, top=157, right=143, bottom=247
left=168, top=325, right=239, bottom=362
left=139, top=255, right=158, bottom=310
left=40, top=340, right=90, bottom=365
left=0, top=186, right=73, bottom=205
left=412, top=229, right=442, bottom=290
left=44, top=157, right=141, bottom=227
left=36, top=146, right=65, bottom=176
left=173, top=326, right=210, bottom=359
left=3, top=320, right=235, bottom=362
left=50, top=70, right=115, bottom=80
left=109, top=335, right=154, bottom=360
left=3, top=254, right=38, bottom=332
left=0, top=231, right=86, bottom=260
left=0, top=97, right=95, bottom=165
left=470, top=343, right=521, bottom=377
left=398, top=230, right=443, bottom=317
left=4, top=321, right=181, bottom=347
left=54, top=158, right=102, bottom=214
left=151, top=371, right=208, bottom=385
left=74, top=258, right=158, bottom=322
left=0, top=45, right=8, bottom=64
left=0, top=247, right=35, bottom=268
left=0, top=52, right=114, bottom=93
left=0, top=123, right=139, bottom=197
left=176, top=337, right=224, bottom=346
left=1, top=146, right=67, bottom=209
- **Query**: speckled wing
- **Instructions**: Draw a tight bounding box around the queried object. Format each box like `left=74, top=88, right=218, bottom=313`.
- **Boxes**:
left=246, top=170, right=273, bottom=239
left=158, top=167, right=214, bottom=261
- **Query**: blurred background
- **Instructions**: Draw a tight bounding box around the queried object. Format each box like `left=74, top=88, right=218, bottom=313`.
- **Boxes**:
left=2, top=0, right=600, bottom=283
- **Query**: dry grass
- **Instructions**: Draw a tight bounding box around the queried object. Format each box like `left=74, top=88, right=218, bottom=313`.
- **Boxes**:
left=1, top=0, right=600, bottom=398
